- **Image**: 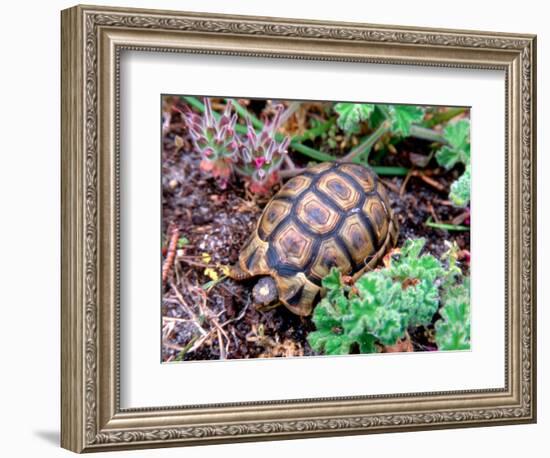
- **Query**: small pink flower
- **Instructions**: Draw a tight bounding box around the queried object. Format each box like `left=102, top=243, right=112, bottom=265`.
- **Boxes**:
left=254, top=157, right=266, bottom=169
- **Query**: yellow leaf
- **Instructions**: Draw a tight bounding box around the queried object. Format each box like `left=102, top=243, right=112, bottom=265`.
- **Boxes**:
left=203, top=268, right=219, bottom=282
left=219, top=265, right=231, bottom=276
left=201, top=252, right=212, bottom=264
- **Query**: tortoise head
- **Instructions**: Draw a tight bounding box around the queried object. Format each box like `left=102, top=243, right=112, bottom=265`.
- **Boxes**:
left=252, top=276, right=280, bottom=311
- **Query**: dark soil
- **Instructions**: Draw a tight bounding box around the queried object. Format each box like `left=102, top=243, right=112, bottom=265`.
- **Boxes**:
left=161, top=104, right=470, bottom=362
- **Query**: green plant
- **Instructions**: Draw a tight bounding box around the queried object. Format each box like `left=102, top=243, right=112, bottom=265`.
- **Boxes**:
left=333, top=103, right=375, bottom=134
left=449, top=163, right=471, bottom=207
left=308, top=238, right=471, bottom=355
left=334, top=103, right=426, bottom=138
left=435, top=119, right=471, bottom=207
left=435, top=278, right=470, bottom=351
left=308, top=239, right=447, bottom=355
left=435, top=119, right=470, bottom=168
left=181, top=95, right=412, bottom=177
left=386, top=104, right=426, bottom=136
left=333, top=103, right=427, bottom=167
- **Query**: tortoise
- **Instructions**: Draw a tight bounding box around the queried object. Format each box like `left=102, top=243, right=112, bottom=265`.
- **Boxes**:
left=229, top=162, right=398, bottom=316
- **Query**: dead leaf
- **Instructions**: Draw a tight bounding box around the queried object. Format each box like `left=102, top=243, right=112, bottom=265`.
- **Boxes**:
left=382, top=336, right=414, bottom=353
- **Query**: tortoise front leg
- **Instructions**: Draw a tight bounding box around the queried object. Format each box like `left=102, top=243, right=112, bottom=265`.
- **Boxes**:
left=228, top=265, right=250, bottom=281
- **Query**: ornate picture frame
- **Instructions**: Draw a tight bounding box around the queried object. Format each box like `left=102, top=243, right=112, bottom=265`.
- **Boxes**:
left=61, top=4, right=536, bottom=453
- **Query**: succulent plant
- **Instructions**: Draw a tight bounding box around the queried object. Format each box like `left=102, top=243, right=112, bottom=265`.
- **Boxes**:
left=182, top=98, right=239, bottom=188
left=182, top=98, right=290, bottom=194
left=235, top=105, right=290, bottom=194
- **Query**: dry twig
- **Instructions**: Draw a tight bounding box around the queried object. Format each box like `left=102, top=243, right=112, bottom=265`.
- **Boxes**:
left=162, top=225, right=180, bottom=284
left=400, top=169, right=447, bottom=197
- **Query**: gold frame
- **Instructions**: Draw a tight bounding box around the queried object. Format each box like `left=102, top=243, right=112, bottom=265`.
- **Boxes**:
left=61, top=4, right=537, bottom=453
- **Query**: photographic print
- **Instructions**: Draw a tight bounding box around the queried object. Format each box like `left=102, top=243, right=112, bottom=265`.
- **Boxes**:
left=62, top=6, right=536, bottom=450
left=161, top=96, right=471, bottom=362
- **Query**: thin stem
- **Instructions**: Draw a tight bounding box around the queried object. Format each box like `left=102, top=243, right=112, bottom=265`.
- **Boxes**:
left=425, top=107, right=466, bottom=128
left=341, top=120, right=391, bottom=162
left=378, top=104, right=447, bottom=144
left=292, top=118, right=335, bottom=142
left=341, top=105, right=391, bottom=163
left=228, top=98, right=264, bottom=130
left=378, top=104, right=392, bottom=119
left=283, top=154, right=297, bottom=170
left=278, top=101, right=301, bottom=125
left=174, top=336, right=199, bottom=361
left=289, top=142, right=336, bottom=162
left=279, top=167, right=307, bottom=179
left=202, top=275, right=229, bottom=292
left=425, top=217, right=470, bottom=232
left=371, top=166, right=410, bottom=176
left=409, top=125, right=447, bottom=144
left=181, top=95, right=205, bottom=112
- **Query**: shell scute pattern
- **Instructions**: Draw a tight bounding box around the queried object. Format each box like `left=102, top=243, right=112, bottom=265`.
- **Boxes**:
left=340, top=213, right=375, bottom=266
left=310, top=237, right=352, bottom=283
left=296, top=192, right=340, bottom=235
left=316, top=172, right=361, bottom=211
left=258, top=198, right=292, bottom=241
left=235, top=162, right=398, bottom=315
left=276, top=174, right=311, bottom=199
left=273, top=221, right=315, bottom=268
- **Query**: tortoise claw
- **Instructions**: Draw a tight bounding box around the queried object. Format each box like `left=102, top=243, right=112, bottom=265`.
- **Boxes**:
left=228, top=265, right=250, bottom=281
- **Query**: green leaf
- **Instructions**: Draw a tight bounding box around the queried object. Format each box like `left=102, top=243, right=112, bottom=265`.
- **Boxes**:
left=435, top=145, right=461, bottom=170
left=416, top=255, right=444, bottom=279
left=400, top=238, right=425, bottom=259
left=324, top=334, right=353, bottom=355
left=368, top=105, right=388, bottom=129
left=374, top=312, right=404, bottom=345
left=345, top=274, right=405, bottom=346
left=334, top=103, right=375, bottom=133
left=357, top=333, right=377, bottom=353
left=444, top=119, right=470, bottom=152
left=450, top=164, right=471, bottom=207
left=354, top=275, right=378, bottom=303
left=435, top=279, right=471, bottom=351
left=388, top=238, right=444, bottom=283
left=309, top=290, right=354, bottom=355
left=322, top=267, right=342, bottom=291
left=400, top=279, right=439, bottom=327
left=311, top=297, right=343, bottom=330
left=388, top=105, right=425, bottom=136
left=435, top=119, right=470, bottom=170
left=435, top=120, right=471, bottom=208
left=434, top=119, right=471, bottom=208
left=307, top=329, right=332, bottom=353
left=307, top=238, right=469, bottom=357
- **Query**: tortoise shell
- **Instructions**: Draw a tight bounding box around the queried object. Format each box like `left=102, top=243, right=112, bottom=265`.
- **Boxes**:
left=234, top=162, right=398, bottom=316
